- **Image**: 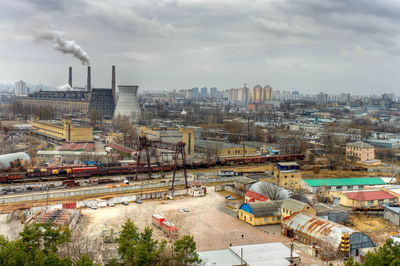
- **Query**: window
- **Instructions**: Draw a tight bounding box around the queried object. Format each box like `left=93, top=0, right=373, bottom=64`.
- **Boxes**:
left=264, top=217, right=269, bottom=222
left=368, top=200, right=374, bottom=205
left=241, top=213, right=243, bottom=217
left=347, top=185, right=353, bottom=189
left=291, top=175, right=294, bottom=178
left=272, top=217, right=276, bottom=222
left=228, top=151, right=230, bottom=154
left=336, top=186, right=342, bottom=190
left=378, top=200, right=384, bottom=204
left=250, top=217, right=253, bottom=222
left=284, top=183, right=287, bottom=185
left=285, top=176, right=288, bottom=178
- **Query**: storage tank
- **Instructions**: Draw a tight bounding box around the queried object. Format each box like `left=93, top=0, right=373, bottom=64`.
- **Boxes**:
left=0, top=152, right=31, bottom=171
left=113, top=85, right=142, bottom=122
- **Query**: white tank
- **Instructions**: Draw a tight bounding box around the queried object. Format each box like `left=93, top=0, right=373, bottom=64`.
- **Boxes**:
left=0, top=152, right=31, bottom=171
left=113, top=85, right=141, bottom=122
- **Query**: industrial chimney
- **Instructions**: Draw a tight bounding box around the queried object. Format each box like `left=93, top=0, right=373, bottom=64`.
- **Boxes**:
left=87, top=66, right=91, bottom=91
left=68, top=66, right=72, bottom=88
left=112, top=65, right=116, bottom=104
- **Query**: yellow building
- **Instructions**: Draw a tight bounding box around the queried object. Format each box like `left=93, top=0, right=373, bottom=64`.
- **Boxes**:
left=280, top=198, right=316, bottom=218
left=238, top=201, right=282, bottom=226
left=194, top=139, right=257, bottom=159
left=271, top=162, right=302, bottom=190
left=329, top=189, right=397, bottom=208
left=140, top=126, right=195, bottom=157
left=31, top=119, right=93, bottom=144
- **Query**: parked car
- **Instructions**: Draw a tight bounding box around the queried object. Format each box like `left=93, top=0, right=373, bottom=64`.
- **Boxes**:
left=122, top=201, right=129, bottom=206
left=178, top=208, right=185, bottom=213
left=134, top=199, right=142, bottom=204
left=108, top=202, right=115, bottom=207
left=183, top=208, right=191, bottom=213
left=226, top=196, right=236, bottom=200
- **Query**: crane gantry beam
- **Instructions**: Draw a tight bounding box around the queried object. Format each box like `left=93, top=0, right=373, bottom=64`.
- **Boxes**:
left=134, top=136, right=188, bottom=190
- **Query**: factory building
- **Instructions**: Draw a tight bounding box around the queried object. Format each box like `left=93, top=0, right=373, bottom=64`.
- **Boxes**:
left=31, top=119, right=93, bottom=144
left=194, top=139, right=257, bottom=158
left=140, top=127, right=195, bottom=157
left=282, top=212, right=375, bottom=257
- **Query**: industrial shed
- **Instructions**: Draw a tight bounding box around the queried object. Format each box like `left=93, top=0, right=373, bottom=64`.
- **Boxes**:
left=239, top=201, right=282, bottom=226
left=282, top=212, right=375, bottom=256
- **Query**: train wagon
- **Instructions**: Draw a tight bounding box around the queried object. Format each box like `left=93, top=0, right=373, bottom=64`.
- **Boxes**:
left=152, top=214, right=165, bottom=229
left=71, top=167, right=98, bottom=173
left=161, top=220, right=178, bottom=238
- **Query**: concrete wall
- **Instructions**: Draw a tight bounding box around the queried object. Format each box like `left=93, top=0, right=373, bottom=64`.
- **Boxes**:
left=0, top=176, right=239, bottom=204
left=384, top=209, right=400, bottom=226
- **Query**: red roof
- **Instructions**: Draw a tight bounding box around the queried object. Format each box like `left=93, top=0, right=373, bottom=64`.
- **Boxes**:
left=59, top=143, right=94, bottom=151
left=107, top=143, right=135, bottom=155
left=191, top=182, right=202, bottom=186
left=345, top=190, right=396, bottom=201
left=245, top=190, right=269, bottom=202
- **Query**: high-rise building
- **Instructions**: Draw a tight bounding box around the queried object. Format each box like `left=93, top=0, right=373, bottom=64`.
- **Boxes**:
left=265, top=85, right=272, bottom=100
left=209, top=87, right=217, bottom=98
left=192, top=87, right=199, bottom=99
left=200, top=87, right=208, bottom=98
left=241, top=85, right=250, bottom=103
left=15, top=80, right=29, bottom=96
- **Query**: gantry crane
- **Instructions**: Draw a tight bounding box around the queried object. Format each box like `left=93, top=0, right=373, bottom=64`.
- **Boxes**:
left=134, top=136, right=188, bottom=190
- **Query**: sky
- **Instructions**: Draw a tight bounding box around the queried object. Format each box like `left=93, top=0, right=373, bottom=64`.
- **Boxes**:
left=1, top=0, right=400, bottom=95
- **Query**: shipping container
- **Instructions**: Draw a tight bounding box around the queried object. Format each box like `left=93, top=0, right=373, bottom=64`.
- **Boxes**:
left=161, top=220, right=178, bottom=238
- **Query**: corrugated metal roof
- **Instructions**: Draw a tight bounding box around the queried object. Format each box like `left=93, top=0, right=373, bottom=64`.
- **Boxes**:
left=283, top=212, right=356, bottom=249
left=240, top=202, right=282, bottom=217
left=345, top=190, right=396, bottom=201
left=245, top=190, right=269, bottom=202
left=303, top=177, right=385, bottom=187
left=281, top=198, right=309, bottom=212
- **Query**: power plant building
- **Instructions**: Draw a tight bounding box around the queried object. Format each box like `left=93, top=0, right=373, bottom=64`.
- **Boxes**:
left=88, top=88, right=115, bottom=120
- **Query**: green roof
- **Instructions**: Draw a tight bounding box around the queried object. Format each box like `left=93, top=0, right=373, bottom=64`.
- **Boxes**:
left=303, top=177, right=385, bottom=187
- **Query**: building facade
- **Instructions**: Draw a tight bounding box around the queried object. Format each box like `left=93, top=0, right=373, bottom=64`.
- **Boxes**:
left=238, top=202, right=282, bottom=226
left=31, top=119, right=93, bottom=144
left=346, top=141, right=375, bottom=162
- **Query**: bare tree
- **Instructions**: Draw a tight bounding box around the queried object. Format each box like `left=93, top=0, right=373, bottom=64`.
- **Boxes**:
left=257, top=182, right=286, bottom=200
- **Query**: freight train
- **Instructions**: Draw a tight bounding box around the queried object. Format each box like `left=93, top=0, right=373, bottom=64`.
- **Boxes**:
left=0, top=154, right=305, bottom=183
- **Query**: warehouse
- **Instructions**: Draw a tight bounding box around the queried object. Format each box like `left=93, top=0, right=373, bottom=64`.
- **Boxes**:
left=302, top=177, right=386, bottom=193
left=282, top=212, right=375, bottom=256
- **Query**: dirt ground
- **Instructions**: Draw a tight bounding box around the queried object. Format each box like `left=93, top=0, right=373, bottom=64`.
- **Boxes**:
left=81, top=187, right=323, bottom=265
left=350, top=215, right=400, bottom=245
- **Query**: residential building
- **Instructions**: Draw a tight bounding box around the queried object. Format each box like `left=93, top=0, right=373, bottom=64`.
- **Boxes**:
left=302, top=177, right=386, bottom=193
left=191, top=87, right=199, bottom=99
left=209, top=87, right=217, bottom=98
left=346, top=141, right=375, bottom=162
left=200, top=87, right=208, bottom=98
left=15, top=80, right=29, bottom=96
left=238, top=201, right=282, bottom=226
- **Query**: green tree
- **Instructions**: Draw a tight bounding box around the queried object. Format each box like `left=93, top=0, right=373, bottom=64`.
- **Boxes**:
left=172, top=235, right=201, bottom=265
left=117, top=219, right=139, bottom=265
left=0, top=223, right=93, bottom=266
left=135, top=227, right=166, bottom=266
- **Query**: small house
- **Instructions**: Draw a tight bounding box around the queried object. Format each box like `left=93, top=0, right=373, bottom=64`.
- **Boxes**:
left=188, top=182, right=205, bottom=197
left=384, top=207, right=400, bottom=226
left=238, top=201, right=282, bottom=226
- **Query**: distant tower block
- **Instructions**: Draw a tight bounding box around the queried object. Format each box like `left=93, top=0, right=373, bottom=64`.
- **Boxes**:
left=113, top=85, right=141, bottom=122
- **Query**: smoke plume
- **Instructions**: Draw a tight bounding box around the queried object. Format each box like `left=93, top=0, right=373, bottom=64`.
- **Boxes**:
left=35, top=29, right=91, bottom=65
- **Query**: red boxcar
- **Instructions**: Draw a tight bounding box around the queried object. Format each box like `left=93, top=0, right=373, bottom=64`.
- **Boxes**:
left=161, top=220, right=178, bottom=238
left=71, top=167, right=97, bottom=173
left=152, top=214, right=165, bottom=229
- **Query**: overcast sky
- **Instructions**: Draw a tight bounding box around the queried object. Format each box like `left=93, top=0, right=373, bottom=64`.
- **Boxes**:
left=1, top=0, right=400, bottom=95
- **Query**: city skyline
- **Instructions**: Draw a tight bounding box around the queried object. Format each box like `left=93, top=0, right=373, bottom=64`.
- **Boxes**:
left=1, top=0, right=400, bottom=94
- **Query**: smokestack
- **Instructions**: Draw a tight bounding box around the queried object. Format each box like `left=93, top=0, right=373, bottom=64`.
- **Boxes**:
left=68, top=66, right=72, bottom=88
left=87, top=66, right=91, bottom=91
left=112, top=65, right=116, bottom=104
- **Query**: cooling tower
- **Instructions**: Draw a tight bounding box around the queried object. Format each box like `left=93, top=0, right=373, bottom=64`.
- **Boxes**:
left=113, top=85, right=141, bottom=122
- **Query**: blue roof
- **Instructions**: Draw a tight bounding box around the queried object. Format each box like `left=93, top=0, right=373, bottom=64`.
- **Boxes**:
left=239, top=203, right=253, bottom=214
